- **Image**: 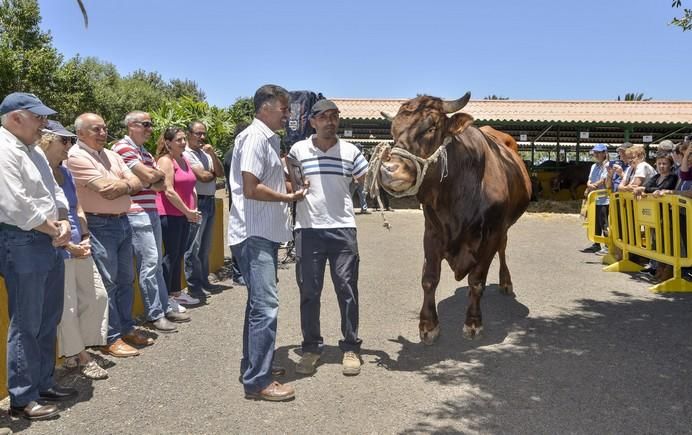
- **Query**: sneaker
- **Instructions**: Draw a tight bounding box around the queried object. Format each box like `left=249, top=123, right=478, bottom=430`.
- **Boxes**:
left=295, top=352, right=320, bottom=375
left=360, top=208, right=371, bottom=215
left=580, top=243, right=600, bottom=253
left=174, top=292, right=200, bottom=306
left=342, top=351, right=361, bottom=376
left=168, top=297, right=187, bottom=313
left=204, top=283, right=226, bottom=294
left=595, top=247, right=609, bottom=256
left=166, top=310, right=191, bottom=323
left=81, top=360, right=108, bottom=380
left=150, top=317, right=177, bottom=333
left=232, top=276, right=246, bottom=286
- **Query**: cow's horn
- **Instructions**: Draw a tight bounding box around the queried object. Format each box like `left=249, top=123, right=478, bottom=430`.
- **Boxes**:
left=442, top=91, right=471, bottom=113
left=380, top=111, right=395, bottom=121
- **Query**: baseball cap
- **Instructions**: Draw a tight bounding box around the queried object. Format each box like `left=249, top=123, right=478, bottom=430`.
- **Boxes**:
left=0, top=92, right=56, bottom=116
left=591, top=143, right=608, bottom=153
left=658, top=139, right=674, bottom=151
left=43, top=120, right=76, bottom=137
left=309, top=99, right=339, bottom=118
left=616, top=141, right=633, bottom=150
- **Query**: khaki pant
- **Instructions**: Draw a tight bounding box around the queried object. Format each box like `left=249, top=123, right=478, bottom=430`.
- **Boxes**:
left=57, top=256, right=109, bottom=357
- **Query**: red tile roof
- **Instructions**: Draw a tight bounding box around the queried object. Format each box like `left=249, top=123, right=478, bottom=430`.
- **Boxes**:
left=331, top=99, right=692, bottom=124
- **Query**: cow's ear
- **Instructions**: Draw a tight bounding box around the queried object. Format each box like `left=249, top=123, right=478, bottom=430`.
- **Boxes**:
left=447, top=112, right=474, bottom=135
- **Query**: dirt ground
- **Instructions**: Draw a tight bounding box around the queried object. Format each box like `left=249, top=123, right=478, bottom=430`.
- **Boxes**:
left=3, top=210, right=691, bottom=434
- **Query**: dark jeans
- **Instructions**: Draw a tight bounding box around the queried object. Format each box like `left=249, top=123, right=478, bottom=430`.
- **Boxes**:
left=232, top=236, right=280, bottom=394
left=0, top=227, right=64, bottom=407
left=294, top=228, right=362, bottom=354
left=185, top=195, right=215, bottom=294
left=161, top=215, right=190, bottom=295
left=596, top=204, right=609, bottom=238
left=88, top=214, right=135, bottom=344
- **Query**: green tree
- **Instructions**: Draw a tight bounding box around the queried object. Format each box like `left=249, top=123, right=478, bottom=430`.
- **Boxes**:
left=0, top=0, right=63, bottom=103
left=672, top=0, right=692, bottom=31
left=483, top=94, right=509, bottom=100
left=617, top=93, right=652, bottom=101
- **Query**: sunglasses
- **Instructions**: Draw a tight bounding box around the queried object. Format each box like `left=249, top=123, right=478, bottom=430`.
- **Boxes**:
left=134, top=121, right=154, bottom=128
left=61, top=136, right=78, bottom=146
left=191, top=131, right=207, bottom=137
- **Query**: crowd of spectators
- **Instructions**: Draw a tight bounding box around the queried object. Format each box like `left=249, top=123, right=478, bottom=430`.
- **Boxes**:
left=581, top=137, right=692, bottom=281
left=0, top=86, right=381, bottom=418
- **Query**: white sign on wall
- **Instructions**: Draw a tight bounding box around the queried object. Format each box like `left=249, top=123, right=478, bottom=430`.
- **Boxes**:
left=519, top=134, right=528, bottom=141
left=579, top=131, right=589, bottom=139
left=642, top=135, right=653, bottom=143
left=343, top=129, right=353, bottom=137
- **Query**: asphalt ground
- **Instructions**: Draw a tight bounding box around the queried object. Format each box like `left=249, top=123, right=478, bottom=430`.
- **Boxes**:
left=2, top=210, right=692, bottom=434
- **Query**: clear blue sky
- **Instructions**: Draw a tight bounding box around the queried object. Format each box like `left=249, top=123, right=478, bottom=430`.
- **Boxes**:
left=38, top=0, right=691, bottom=107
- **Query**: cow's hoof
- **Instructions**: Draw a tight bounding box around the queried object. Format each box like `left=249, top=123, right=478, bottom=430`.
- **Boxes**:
left=499, top=284, right=515, bottom=297
left=462, top=324, right=483, bottom=339
left=420, top=325, right=440, bottom=345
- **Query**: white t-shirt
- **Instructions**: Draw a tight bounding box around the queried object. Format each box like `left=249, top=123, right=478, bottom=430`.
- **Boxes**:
left=633, top=162, right=656, bottom=183
left=288, top=136, right=368, bottom=229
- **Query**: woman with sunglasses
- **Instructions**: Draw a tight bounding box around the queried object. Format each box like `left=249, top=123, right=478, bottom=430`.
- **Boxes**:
left=155, top=127, right=202, bottom=309
left=38, top=121, right=109, bottom=380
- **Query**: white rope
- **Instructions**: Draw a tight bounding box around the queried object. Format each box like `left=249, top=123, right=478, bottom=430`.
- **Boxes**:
left=364, top=137, right=452, bottom=229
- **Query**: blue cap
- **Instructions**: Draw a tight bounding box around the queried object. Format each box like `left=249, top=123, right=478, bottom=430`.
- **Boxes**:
left=0, top=92, right=57, bottom=116
left=591, top=143, right=608, bottom=152
left=43, top=120, right=76, bottom=137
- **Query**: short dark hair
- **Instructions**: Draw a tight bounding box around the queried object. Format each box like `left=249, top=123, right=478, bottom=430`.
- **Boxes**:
left=655, top=151, right=674, bottom=166
left=253, top=84, right=289, bottom=114
left=187, top=120, right=206, bottom=133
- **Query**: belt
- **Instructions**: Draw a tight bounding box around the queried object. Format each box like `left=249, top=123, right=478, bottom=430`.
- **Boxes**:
left=86, top=212, right=128, bottom=218
left=0, top=223, right=22, bottom=231
left=198, top=194, right=215, bottom=199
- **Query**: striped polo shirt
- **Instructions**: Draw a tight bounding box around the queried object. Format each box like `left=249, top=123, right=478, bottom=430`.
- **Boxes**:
left=288, top=136, right=368, bottom=229
left=112, top=136, right=158, bottom=213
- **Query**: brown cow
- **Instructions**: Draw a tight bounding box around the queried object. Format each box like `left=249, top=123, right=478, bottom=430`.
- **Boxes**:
left=378, top=92, right=532, bottom=343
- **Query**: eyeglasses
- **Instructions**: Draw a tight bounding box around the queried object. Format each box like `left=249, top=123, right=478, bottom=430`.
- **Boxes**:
left=61, top=136, right=77, bottom=146
left=25, top=112, right=48, bottom=121
left=192, top=131, right=207, bottom=137
left=133, top=121, right=154, bottom=128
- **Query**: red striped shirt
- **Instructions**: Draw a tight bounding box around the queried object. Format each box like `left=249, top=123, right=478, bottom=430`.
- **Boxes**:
left=112, top=136, right=158, bottom=213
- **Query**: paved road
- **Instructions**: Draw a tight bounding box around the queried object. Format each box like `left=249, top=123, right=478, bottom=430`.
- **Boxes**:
left=3, top=211, right=691, bottom=434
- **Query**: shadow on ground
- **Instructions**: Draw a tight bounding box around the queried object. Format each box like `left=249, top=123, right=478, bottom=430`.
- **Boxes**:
left=384, top=289, right=692, bottom=434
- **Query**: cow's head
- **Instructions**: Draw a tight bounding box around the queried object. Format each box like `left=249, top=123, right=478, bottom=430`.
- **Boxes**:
left=378, top=93, right=474, bottom=193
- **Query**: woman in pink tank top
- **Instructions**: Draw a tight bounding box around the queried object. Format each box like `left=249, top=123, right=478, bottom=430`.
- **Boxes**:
left=156, top=127, right=201, bottom=306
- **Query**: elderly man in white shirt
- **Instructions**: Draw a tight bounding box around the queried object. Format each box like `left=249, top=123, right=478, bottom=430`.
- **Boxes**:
left=0, top=92, right=75, bottom=420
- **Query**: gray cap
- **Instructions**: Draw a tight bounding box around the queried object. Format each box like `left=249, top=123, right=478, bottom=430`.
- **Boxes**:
left=616, top=141, right=633, bottom=150
left=309, top=99, right=339, bottom=118
left=658, top=139, right=675, bottom=151
left=43, top=120, right=76, bottom=137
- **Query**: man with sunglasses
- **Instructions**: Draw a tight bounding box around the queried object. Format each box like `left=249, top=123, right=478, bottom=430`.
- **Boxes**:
left=0, top=92, right=76, bottom=419
left=112, top=111, right=190, bottom=333
left=183, top=121, right=225, bottom=302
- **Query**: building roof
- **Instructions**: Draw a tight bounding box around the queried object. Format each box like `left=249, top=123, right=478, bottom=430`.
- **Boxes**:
left=331, top=98, right=692, bottom=125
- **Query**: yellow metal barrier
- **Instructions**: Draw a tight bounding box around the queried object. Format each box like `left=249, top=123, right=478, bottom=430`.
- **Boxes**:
left=0, top=197, right=226, bottom=398
left=605, top=191, right=692, bottom=293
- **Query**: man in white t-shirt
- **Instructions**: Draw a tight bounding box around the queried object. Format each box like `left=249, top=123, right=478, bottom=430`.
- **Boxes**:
left=288, top=100, right=368, bottom=376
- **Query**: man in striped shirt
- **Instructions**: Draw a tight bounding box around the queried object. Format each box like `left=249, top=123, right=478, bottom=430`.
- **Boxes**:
left=288, top=100, right=368, bottom=377
left=112, top=111, right=189, bottom=331
left=228, top=84, right=307, bottom=401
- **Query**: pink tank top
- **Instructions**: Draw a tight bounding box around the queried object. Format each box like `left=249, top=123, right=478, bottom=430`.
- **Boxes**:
left=156, top=156, right=197, bottom=216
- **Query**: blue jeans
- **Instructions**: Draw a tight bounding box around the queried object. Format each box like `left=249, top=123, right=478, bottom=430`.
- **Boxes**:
left=354, top=183, right=367, bottom=210
left=87, top=215, right=135, bottom=344
left=0, top=227, right=64, bottom=407
left=185, top=195, right=215, bottom=294
left=129, top=211, right=168, bottom=321
left=231, top=236, right=279, bottom=394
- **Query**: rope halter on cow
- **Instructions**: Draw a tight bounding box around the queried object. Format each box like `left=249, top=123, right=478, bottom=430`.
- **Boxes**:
left=364, top=137, right=453, bottom=229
